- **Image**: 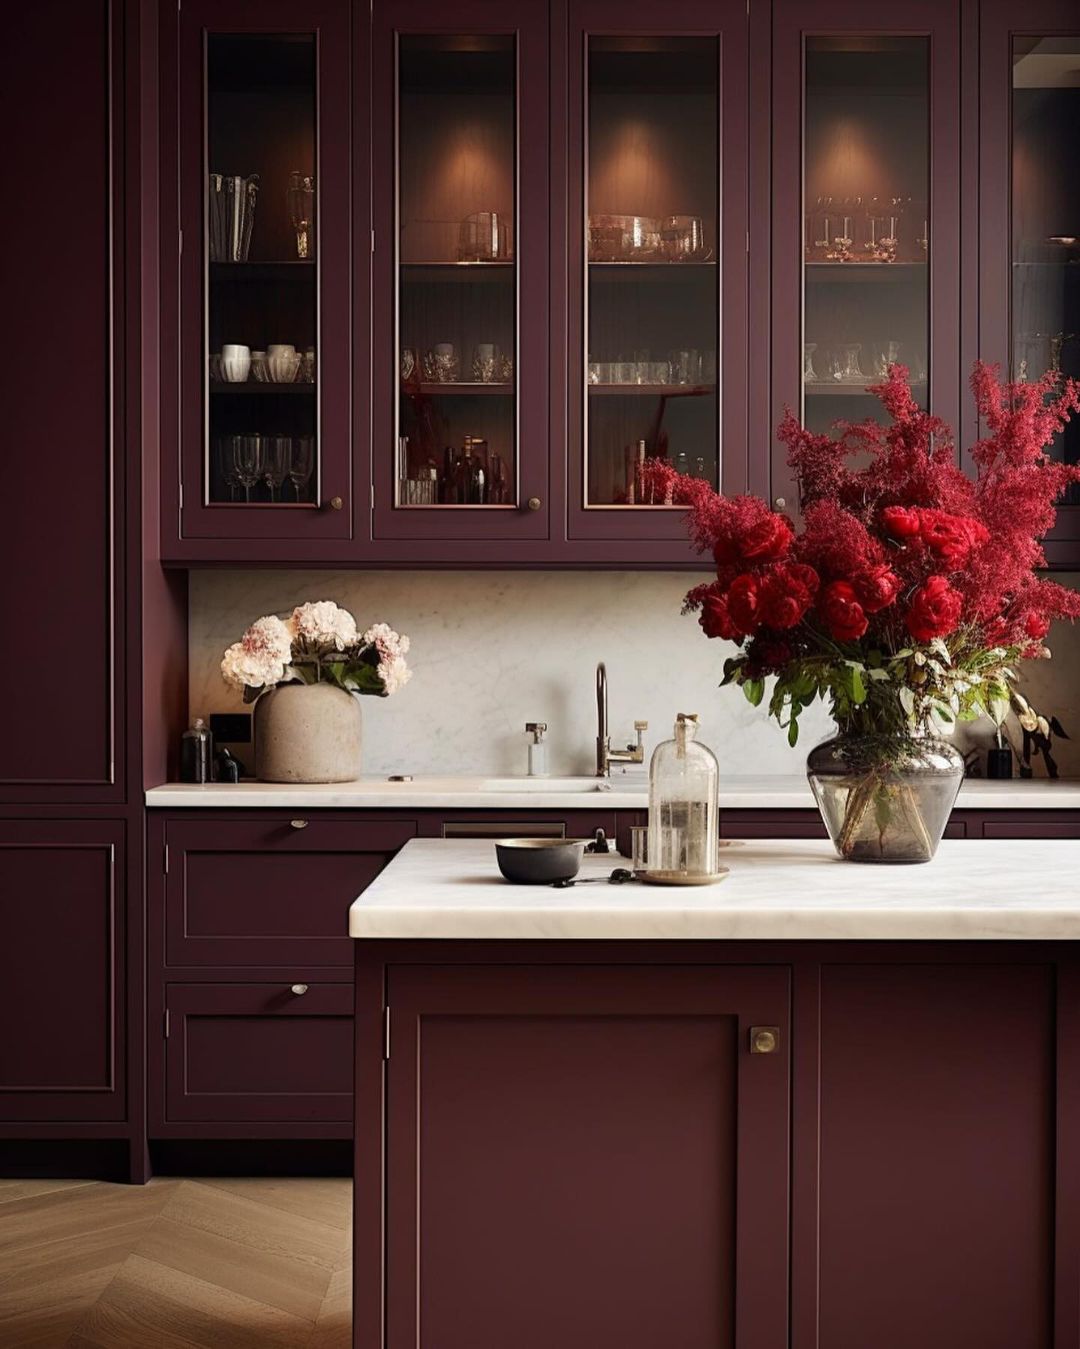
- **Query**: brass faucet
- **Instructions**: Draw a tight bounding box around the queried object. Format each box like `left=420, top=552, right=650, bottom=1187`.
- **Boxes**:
left=595, top=662, right=648, bottom=777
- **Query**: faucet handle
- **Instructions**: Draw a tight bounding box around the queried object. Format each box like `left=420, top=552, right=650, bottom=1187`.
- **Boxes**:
left=634, top=720, right=648, bottom=733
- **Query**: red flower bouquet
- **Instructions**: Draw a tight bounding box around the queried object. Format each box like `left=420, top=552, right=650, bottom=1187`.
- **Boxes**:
left=653, top=363, right=1080, bottom=860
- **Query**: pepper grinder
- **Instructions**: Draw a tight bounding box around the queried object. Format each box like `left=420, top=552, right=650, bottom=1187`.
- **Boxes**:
left=525, top=722, right=549, bottom=777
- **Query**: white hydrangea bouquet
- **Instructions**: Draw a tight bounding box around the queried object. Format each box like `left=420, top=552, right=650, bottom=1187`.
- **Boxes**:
left=221, top=600, right=412, bottom=702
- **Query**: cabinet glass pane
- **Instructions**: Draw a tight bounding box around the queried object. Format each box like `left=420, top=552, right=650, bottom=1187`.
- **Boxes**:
left=585, top=37, right=718, bottom=507
left=1011, top=37, right=1080, bottom=500
left=802, top=38, right=929, bottom=432
left=396, top=36, right=517, bottom=508
left=205, top=35, right=318, bottom=507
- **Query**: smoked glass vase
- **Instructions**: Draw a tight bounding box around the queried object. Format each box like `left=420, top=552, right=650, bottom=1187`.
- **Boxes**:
left=806, top=730, right=964, bottom=864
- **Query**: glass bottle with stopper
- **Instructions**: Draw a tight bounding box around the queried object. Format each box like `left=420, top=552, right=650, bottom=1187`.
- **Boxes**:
left=645, top=713, right=721, bottom=884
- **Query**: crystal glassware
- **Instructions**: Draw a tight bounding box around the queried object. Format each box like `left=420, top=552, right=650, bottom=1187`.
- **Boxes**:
left=472, top=344, right=498, bottom=383
left=839, top=343, right=865, bottom=383
left=286, top=171, right=315, bottom=259
left=430, top=344, right=459, bottom=383
left=803, top=342, right=819, bottom=383
left=289, top=435, right=315, bottom=502
left=230, top=434, right=263, bottom=503
left=458, top=212, right=511, bottom=261
left=208, top=173, right=258, bottom=262
left=587, top=214, right=661, bottom=261
left=263, top=435, right=291, bottom=503
left=658, top=215, right=711, bottom=262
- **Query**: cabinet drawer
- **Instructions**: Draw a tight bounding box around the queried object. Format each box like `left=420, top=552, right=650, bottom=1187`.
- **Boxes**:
left=164, top=817, right=415, bottom=967
left=165, top=983, right=353, bottom=1123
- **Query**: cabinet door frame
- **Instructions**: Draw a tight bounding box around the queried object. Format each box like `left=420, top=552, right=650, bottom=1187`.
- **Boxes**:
left=0, top=820, right=125, bottom=1123
left=370, top=0, right=552, bottom=546
left=165, top=0, right=356, bottom=555
left=381, top=961, right=790, bottom=1349
left=769, top=0, right=963, bottom=512
left=562, top=0, right=750, bottom=550
left=979, top=0, right=1080, bottom=563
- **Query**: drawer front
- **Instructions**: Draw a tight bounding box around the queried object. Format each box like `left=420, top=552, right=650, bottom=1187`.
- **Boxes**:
left=983, top=819, right=1080, bottom=840
left=165, top=983, right=354, bottom=1123
left=720, top=813, right=966, bottom=841
left=164, top=817, right=416, bottom=967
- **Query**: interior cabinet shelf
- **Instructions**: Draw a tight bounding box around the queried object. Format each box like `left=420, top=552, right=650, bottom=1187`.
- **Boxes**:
left=209, top=261, right=316, bottom=283
left=805, top=381, right=927, bottom=397
left=209, top=382, right=315, bottom=395
left=404, top=382, right=514, bottom=396
left=587, top=383, right=715, bottom=398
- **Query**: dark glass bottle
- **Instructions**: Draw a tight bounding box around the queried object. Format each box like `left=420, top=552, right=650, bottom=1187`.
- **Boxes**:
left=180, top=718, right=214, bottom=783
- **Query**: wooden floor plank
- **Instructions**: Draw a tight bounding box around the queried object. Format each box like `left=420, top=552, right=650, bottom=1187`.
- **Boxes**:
left=72, top=1254, right=315, bottom=1349
left=0, top=1264, right=121, bottom=1349
left=310, top=1266, right=351, bottom=1349
left=0, top=1179, right=97, bottom=1207
left=197, top=1177, right=352, bottom=1233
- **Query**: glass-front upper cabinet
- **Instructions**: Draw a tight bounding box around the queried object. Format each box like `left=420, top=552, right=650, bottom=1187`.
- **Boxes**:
left=771, top=2, right=960, bottom=510
left=372, top=1, right=550, bottom=543
left=981, top=2, right=1080, bottom=555
left=175, top=0, right=352, bottom=544
left=567, top=0, right=748, bottom=543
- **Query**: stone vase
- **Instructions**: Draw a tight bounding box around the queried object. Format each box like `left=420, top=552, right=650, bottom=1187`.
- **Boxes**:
left=254, top=681, right=362, bottom=783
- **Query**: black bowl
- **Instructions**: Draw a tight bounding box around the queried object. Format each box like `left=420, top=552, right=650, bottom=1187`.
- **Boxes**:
left=495, top=838, right=586, bottom=885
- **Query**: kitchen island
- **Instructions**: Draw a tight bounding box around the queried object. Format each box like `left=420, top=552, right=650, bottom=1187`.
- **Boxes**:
left=350, top=838, right=1080, bottom=1349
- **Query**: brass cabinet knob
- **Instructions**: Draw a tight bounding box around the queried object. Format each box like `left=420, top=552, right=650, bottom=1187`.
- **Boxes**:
left=290, top=819, right=309, bottom=830
left=526, top=496, right=542, bottom=511
left=750, top=1026, right=780, bottom=1055
left=328, top=495, right=343, bottom=511
left=291, top=983, right=309, bottom=996
left=773, top=497, right=786, bottom=510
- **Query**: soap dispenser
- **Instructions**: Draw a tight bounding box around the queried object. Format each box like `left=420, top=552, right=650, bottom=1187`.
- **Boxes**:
left=646, top=713, right=719, bottom=883
left=525, top=722, right=549, bottom=777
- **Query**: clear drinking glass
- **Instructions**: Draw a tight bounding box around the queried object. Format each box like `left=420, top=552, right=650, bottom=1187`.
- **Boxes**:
left=289, top=435, right=315, bottom=502
left=263, top=436, right=291, bottom=502
left=230, top=434, right=263, bottom=503
left=286, top=171, right=315, bottom=259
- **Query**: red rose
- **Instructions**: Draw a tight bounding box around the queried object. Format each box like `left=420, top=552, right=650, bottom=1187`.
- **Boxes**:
left=906, top=575, right=963, bottom=642
left=1024, top=612, right=1050, bottom=641
left=853, top=564, right=902, bottom=614
left=712, top=535, right=739, bottom=567
left=727, top=574, right=761, bottom=633
left=745, top=635, right=793, bottom=677
left=918, top=509, right=981, bottom=567
left=759, top=562, right=820, bottom=629
left=881, top=505, right=922, bottom=539
left=819, top=580, right=869, bottom=641
left=699, top=591, right=743, bottom=642
left=740, top=514, right=793, bottom=562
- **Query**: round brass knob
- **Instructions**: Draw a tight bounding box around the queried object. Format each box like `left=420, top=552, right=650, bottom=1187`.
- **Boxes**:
left=773, top=497, right=786, bottom=511
left=290, top=819, right=308, bottom=830
left=751, top=1027, right=778, bottom=1055
left=291, top=983, right=309, bottom=996
left=527, top=496, right=542, bottom=512
left=329, top=496, right=343, bottom=511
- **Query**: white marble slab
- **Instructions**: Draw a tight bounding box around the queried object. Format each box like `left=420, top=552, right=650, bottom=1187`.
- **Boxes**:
left=146, top=774, right=1080, bottom=811
left=348, top=837, right=1080, bottom=941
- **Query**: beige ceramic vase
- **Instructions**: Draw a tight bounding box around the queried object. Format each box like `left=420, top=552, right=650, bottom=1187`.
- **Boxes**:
left=254, top=681, right=362, bottom=783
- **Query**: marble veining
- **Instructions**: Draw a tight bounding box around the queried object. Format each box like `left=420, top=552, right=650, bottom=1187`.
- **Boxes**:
left=348, top=837, right=1080, bottom=941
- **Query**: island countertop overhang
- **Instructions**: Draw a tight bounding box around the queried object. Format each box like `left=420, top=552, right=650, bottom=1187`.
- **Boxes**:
left=348, top=837, right=1080, bottom=942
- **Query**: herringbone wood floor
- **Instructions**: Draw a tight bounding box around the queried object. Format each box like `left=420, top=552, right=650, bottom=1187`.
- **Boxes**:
left=0, top=1177, right=351, bottom=1348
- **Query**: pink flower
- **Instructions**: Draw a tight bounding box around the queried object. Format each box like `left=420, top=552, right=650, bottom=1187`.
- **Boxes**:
left=290, top=600, right=358, bottom=651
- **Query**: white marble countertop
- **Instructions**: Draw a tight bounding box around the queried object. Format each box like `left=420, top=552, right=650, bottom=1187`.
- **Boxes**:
left=348, top=837, right=1080, bottom=941
left=146, top=774, right=1080, bottom=811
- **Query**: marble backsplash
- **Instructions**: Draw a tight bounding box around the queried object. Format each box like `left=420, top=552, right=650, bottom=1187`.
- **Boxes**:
left=188, top=570, right=1080, bottom=779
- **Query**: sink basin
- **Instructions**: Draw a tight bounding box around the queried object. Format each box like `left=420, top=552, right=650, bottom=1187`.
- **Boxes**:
left=479, top=777, right=611, bottom=794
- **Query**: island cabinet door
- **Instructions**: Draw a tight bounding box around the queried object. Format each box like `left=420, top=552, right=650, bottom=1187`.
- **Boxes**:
left=812, top=962, right=1057, bottom=1349
left=383, top=964, right=791, bottom=1349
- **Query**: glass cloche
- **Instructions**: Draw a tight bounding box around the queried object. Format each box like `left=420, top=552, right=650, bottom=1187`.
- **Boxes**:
left=646, top=713, right=720, bottom=884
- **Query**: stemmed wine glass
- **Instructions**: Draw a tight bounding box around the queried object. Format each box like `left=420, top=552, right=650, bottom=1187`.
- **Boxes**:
left=289, top=435, right=315, bottom=502
left=263, top=435, right=291, bottom=503
left=287, top=172, right=315, bottom=259
left=230, top=434, right=263, bottom=503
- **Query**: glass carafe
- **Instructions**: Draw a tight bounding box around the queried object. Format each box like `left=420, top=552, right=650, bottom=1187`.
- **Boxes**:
left=646, top=714, right=719, bottom=883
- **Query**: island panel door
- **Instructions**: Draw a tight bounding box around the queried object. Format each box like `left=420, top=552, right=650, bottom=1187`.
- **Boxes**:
left=384, top=963, right=790, bottom=1349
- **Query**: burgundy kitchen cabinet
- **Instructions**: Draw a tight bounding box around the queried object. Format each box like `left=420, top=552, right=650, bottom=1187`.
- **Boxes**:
left=0, top=821, right=125, bottom=1123
left=376, top=963, right=790, bottom=1349
left=769, top=0, right=963, bottom=513
left=164, top=982, right=354, bottom=1124
left=1, top=3, right=126, bottom=803
left=160, top=0, right=360, bottom=561
left=979, top=0, right=1080, bottom=564
left=356, top=943, right=1080, bottom=1349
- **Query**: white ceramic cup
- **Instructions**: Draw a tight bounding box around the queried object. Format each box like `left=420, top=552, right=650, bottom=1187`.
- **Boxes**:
left=221, top=344, right=251, bottom=382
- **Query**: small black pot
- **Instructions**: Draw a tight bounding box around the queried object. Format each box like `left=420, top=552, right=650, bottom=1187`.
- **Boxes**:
left=495, top=839, right=586, bottom=885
